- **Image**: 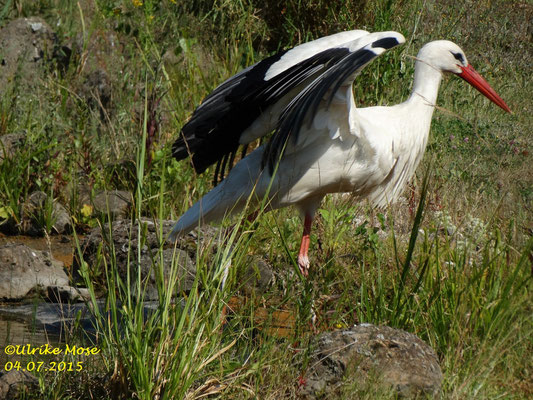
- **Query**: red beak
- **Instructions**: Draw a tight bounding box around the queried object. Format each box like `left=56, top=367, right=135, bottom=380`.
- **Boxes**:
left=458, top=64, right=511, bottom=113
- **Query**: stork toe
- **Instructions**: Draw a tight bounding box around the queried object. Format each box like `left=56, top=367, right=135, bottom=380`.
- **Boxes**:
left=298, top=254, right=310, bottom=277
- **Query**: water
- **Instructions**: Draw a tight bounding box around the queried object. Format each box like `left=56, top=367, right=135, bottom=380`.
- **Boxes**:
left=0, top=234, right=74, bottom=366
left=0, top=233, right=75, bottom=268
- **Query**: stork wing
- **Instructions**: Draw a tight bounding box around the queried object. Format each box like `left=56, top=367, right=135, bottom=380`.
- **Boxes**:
left=172, top=30, right=370, bottom=175
left=263, top=31, right=405, bottom=173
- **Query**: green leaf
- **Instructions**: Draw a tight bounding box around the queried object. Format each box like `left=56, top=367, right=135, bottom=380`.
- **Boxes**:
left=0, top=206, right=12, bottom=221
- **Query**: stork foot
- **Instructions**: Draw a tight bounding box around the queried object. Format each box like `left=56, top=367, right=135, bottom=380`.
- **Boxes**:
left=297, top=254, right=310, bottom=277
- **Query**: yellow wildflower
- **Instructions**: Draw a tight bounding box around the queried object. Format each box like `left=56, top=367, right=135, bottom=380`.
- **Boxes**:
left=81, top=204, right=93, bottom=218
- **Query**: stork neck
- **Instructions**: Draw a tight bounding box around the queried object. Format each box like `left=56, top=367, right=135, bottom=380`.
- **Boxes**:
left=407, top=59, right=443, bottom=113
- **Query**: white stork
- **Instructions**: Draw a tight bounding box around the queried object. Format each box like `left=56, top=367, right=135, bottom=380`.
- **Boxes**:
left=169, top=30, right=510, bottom=275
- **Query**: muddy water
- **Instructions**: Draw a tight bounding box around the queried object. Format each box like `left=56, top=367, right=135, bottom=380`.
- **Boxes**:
left=0, top=318, right=60, bottom=364
left=0, top=234, right=74, bottom=363
left=0, top=233, right=76, bottom=268
left=227, top=296, right=300, bottom=338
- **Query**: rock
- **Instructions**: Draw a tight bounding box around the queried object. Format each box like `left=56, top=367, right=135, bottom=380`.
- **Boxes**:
left=79, top=69, right=112, bottom=113
left=242, top=255, right=274, bottom=295
left=19, top=191, right=71, bottom=235
left=303, top=324, right=443, bottom=399
left=92, top=190, right=132, bottom=219
left=20, top=191, right=48, bottom=235
left=52, top=202, right=71, bottom=235
left=0, top=243, right=69, bottom=300
left=0, top=133, right=26, bottom=162
left=70, top=28, right=131, bottom=117
left=177, top=224, right=225, bottom=256
left=46, top=285, right=91, bottom=303
left=64, top=173, right=92, bottom=208
left=133, top=248, right=196, bottom=300
left=76, top=219, right=206, bottom=300
left=0, top=370, right=38, bottom=400
left=0, top=17, right=57, bottom=95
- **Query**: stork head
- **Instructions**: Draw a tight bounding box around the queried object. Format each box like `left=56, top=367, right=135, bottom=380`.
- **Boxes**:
left=418, top=40, right=511, bottom=112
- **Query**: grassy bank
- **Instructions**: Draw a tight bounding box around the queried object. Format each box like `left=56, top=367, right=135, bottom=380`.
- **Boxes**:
left=0, top=0, right=531, bottom=398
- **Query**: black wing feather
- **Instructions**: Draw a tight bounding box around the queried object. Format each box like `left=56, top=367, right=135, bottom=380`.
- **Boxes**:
left=172, top=47, right=349, bottom=174
left=263, top=37, right=402, bottom=173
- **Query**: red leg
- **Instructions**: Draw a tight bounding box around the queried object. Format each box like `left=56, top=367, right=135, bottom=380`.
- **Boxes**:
left=297, top=213, right=313, bottom=277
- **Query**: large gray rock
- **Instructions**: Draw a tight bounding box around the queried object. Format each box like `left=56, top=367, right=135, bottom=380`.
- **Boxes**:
left=303, top=324, right=443, bottom=398
left=46, top=285, right=91, bottom=303
left=0, top=370, right=38, bottom=400
left=79, top=69, right=112, bottom=112
left=0, top=17, right=56, bottom=94
left=0, top=133, right=26, bottom=162
left=132, top=247, right=196, bottom=300
left=0, top=243, right=69, bottom=300
left=77, top=219, right=204, bottom=299
left=19, top=191, right=71, bottom=235
left=92, top=190, right=132, bottom=219
left=70, top=27, right=131, bottom=116
left=76, top=218, right=272, bottom=299
left=242, top=255, right=274, bottom=295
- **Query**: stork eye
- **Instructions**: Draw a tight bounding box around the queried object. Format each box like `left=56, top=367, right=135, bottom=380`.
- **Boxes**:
left=451, top=51, right=464, bottom=63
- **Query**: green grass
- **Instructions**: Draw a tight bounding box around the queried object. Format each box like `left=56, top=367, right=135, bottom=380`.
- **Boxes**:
left=0, top=0, right=531, bottom=399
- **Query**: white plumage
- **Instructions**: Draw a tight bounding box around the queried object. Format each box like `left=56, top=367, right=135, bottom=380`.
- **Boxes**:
left=170, top=30, right=510, bottom=275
